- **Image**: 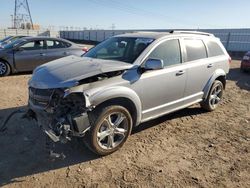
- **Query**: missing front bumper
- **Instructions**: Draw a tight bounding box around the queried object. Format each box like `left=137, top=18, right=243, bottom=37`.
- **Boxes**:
left=25, top=102, right=91, bottom=143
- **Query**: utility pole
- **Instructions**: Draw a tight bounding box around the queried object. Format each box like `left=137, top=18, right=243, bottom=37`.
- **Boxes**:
left=14, top=0, right=34, bottom=29
left=111, top=23, right=116, bottom=30
left=11, top=15, right=14, bottom=28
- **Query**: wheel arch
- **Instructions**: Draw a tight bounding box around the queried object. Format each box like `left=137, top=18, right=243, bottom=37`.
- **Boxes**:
left=87, top=86, right=142, bottom=126
left=203, top=69, right=226, bottom=100
left=91, top=97, right=138, bottom=127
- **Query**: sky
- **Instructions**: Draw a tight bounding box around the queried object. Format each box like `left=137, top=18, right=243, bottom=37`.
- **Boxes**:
left=0, top=0, right=250, bottom=30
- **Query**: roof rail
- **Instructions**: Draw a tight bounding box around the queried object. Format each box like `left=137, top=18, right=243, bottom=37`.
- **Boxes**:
left=169, top=30, right=214, bottom=36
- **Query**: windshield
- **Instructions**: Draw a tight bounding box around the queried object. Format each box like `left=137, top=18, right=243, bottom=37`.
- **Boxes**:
left=3, top=39, right=25, bottom=49
left=0, top=36, right=13, bottom=43
left=84, top=37, right=154, bottom=64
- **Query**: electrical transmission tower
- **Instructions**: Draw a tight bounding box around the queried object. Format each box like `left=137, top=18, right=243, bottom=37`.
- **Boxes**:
left=14, top=0, right=34, bottom=29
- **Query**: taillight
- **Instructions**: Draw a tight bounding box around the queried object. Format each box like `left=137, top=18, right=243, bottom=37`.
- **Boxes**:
left=228, top=57, right=232, bottom=64
left=82, top=47, right=88, bottom=53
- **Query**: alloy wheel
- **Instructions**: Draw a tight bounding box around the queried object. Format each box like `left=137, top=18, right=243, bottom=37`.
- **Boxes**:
left=97, top=112, right=128, bottom=150
left=0, top=62, right=7, bottom=75
left=209, top=84, right=223, bottom=108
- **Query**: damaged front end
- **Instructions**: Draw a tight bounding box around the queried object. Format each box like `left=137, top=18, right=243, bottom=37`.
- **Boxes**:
left=25, top=56, right=132, bottom=144
left=27, top=87, right=92, bottom=143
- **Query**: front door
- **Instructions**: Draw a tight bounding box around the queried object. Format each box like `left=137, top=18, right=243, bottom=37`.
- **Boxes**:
left=14, top=39, right=47, bottom=71
left=139, top=39, right=187, bottom=121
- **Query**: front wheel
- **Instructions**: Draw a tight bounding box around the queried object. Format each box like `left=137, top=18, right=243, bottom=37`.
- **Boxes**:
left=201, top=80, right=224, bottom=111
left=85, top=105, right=132, bottom=156
left=0, top=61, right=10, bottom=76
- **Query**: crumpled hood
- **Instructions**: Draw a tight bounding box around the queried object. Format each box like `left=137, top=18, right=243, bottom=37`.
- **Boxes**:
left=29, top=55, right=133, bottom=89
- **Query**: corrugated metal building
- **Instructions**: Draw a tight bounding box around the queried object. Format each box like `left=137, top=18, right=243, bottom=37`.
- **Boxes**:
left=60, top=28, right=250, bottom=52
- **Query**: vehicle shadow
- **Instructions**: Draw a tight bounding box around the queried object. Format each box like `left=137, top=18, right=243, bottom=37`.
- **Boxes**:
left=0, top=106, right=98, bottom=186
left=132, top=106, right=206, bottom=134
left=227, top=66, right=250, bottom=91
left=8, top=71, right=32, bottom=76
left=0, top=104, right=207, bottom=186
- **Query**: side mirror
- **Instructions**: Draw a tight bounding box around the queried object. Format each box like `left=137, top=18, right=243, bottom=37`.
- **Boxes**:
left=144, top=58, right=164, bottom=70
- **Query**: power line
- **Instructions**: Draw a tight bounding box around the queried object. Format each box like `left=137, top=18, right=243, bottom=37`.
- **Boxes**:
left=88, top=0, right=194, bottom=28
left=88, top=0, right=227, bottom=29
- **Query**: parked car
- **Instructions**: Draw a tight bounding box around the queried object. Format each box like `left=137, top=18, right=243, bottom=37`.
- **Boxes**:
left=26, top=31, right=230, bottom=155
left=241, top=51, right=250, bottom=72
left=0, top=36, right=13, bottom=45
left=0, top=37, right=85, bottom=76
left=0, top=35, right=27, bottom=48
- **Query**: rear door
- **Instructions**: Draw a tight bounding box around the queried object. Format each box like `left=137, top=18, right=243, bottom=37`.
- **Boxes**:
left=14, top=39, right=47, bottom=71
left=44, top=40, right=82, bottom=62
left=181, top=38, right=215, bottom=104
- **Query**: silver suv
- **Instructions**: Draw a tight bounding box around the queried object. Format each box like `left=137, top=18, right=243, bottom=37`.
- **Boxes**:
left=27, top=31, right=230, bottom=155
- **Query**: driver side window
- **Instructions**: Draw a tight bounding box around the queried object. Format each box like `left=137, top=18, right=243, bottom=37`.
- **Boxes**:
left=20, top=40, right=45, bottom=50
left=148, top=39, right=181, bottom=67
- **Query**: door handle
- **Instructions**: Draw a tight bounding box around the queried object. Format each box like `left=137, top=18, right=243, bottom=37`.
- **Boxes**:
left=40, top=53, right=45, bottom=56
left=176, top=70, right=185, bottom=76
left=63, top=52, right=69, bottom=55
left=207, top=64, right=213, bottom=68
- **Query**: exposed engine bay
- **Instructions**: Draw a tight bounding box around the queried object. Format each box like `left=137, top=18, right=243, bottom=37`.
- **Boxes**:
left=26, top=70, right=124, bottom=143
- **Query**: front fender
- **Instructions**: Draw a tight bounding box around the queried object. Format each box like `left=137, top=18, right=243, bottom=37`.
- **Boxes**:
left=86, top=86, right=142, bottom=125
left=203, top=69, right=226, bottom=100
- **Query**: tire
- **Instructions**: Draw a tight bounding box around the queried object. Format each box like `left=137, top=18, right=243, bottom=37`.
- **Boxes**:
left=201, top=80, right=224, bottom=111
left=84, top=105, right=133, bottom=156
left=0, top=60, right=11, bottom=76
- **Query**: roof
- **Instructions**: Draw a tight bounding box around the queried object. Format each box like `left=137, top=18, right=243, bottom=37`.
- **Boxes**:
left=22, top=36, right=72, bottom=43
left=116, top=32, right=170, bottom=39
left=116, top=31, right=214, bottom=39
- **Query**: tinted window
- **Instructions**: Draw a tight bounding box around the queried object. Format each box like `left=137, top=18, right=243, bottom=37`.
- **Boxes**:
left=148, top=39, right=181, bottom=67
left=63, top=41, right=72, bottom=47
left=184, top=39, right=207, bottom=62
left=20, top=40, right=45, bottom=50
left=206, top=41, right=225, bottom=57
left=3, top=39, right=25, bottom=49
left=0, top=36, right=12, bottom=42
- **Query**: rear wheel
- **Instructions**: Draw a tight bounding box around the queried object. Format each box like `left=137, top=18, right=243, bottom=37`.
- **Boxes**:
left=201, top=80, right=224, bottom=111
left=85, top=105, right=132, bottom=156
left=0, top=60, right=10, bottom=76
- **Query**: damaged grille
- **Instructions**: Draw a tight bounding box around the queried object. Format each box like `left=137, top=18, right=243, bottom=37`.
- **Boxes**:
left=29, top=87, right=54, bottom=108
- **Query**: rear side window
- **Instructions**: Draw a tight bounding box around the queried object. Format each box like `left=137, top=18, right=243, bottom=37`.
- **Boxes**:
left=46, top=40, right=71, bottom=49
left=206, top=41, right=225, bottom=57
left=63, top=41, right=72, bottom=47
left=184, top=39, right=207, bottom=62
left=148, top=39, right=181, bottom=67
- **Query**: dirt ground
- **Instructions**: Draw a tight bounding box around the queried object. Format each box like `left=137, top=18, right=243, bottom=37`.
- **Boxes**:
left=0, top=60, right=249, bottom=188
